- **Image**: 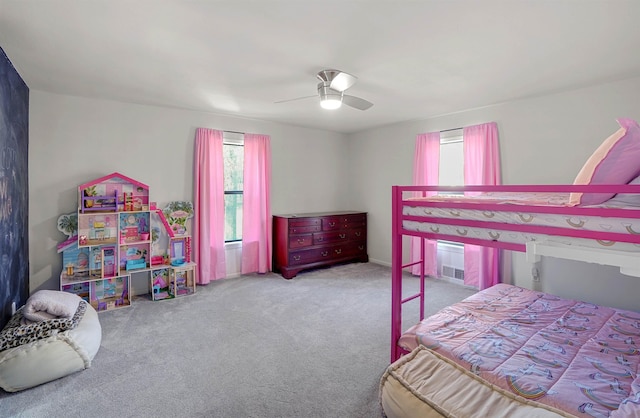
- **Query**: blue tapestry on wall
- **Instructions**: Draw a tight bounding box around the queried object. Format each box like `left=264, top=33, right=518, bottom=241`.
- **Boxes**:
left=0, top=46, right=29, bottom=330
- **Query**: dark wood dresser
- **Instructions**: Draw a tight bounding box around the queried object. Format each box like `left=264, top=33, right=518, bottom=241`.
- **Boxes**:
left=273, top=211, right=368, bottom=279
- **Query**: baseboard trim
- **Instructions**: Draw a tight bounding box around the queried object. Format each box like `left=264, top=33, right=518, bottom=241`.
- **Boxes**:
left=368, top=258, right=390, bottom=267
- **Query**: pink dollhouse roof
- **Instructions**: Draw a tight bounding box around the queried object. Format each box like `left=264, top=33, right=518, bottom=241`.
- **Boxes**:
left=57, top=235, right=78, bottom=253
left=78, top=172, right=149, bottom=192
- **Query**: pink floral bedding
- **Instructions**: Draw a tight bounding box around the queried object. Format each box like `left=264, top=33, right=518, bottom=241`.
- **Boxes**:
left=399, top=284, right=640, bottom=417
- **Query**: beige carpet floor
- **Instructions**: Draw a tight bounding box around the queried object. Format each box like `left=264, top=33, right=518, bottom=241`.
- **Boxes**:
left=0, top=262, right=477, bottom=418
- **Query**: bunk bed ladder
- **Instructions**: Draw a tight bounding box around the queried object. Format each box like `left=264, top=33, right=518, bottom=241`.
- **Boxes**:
left=391, top=186, right=426, bottom=362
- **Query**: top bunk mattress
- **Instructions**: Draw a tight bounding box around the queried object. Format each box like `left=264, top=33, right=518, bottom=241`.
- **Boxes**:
left=397, top=283, right=640, bottom=418
left=408, top=191, right=575, bottom=205
left=402, top=192, right=640, bottom=252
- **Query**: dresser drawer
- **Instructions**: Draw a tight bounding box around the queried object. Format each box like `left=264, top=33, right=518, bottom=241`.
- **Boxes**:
left=289, top=245, right=343, bottom=265
left=314, top=228, right=365, bottom=245
left=351, top=242, right=367, bottom=255
left=351, top=229, right=366, bottom=240
left=289, top=242, right=367, bottom=266
left=289, top=224, right=321, bottom=234
left=331, top=213, right=366, bottom=223
left=342, top=240, right=367, bottom=252
left=322, top=215, right=366, bottom=231
left=314, top=231, right=349, bottom=245
left=288, top=217, right=320, bottom=234
left=288, top=247, right=333, bottom=265
left=324, top=243, right=367, bottom=259
left=290, top=218, right=321, bottom=227
left=289, top=234, right=313, bottom=249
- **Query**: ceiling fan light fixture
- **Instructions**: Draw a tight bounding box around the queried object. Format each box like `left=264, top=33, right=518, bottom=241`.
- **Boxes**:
left=320, top=97, right=342, bottom=110
left=318, top=85, right=342, bottom=110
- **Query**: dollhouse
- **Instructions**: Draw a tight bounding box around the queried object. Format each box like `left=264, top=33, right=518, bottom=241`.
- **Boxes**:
left=57, top=172, right=196, bottom=312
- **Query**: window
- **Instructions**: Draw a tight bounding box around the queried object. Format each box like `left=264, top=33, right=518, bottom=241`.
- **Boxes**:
left=438, top=129, right=464, bottom=194
left=223, top=132, right=244, bottom=242
left=438, top=129, right=464, bottom=250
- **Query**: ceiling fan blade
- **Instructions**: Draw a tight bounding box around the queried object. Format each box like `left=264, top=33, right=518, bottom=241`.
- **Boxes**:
left=317, top=69, right=357, bottom=92
left=343, top=94, right=373, bottom=111
left=330, top=72, right=357, bottom=92
left=274, top=95, right=317, bottom=104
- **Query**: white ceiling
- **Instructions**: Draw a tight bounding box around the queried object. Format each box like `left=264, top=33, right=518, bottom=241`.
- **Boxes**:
left=1, top=1, right=640, bottom=134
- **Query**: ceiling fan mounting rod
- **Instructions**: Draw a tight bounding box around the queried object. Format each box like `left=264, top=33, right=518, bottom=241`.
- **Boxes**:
left=317, top=69, right=341, bottom=83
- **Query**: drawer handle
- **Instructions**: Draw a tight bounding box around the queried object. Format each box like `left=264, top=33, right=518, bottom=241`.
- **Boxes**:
left=321, top=251, right=328, bottom=257
left=293, top=255, right=301, bottom=261
left=297, top=238, right=305, bottom=244
left=317, top=237, right=323, bottom=242
left=355, top=232, right=361, bottom=237
left=339, top=233, right=346, bottom=239
left=335, top=249, right=342, bottom=255
left=359, top=245, right=364, bottom=250
left=329, top=222, right=336, bottom=227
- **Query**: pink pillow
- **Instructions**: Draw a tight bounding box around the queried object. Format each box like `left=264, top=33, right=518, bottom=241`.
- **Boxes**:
left=607, top=173, right=640, bottom=205
left=569, top=118, right=640, bottom=206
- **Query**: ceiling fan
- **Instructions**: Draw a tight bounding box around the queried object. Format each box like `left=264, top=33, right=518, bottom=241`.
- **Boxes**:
left=275, top=69, right=374, bottom=111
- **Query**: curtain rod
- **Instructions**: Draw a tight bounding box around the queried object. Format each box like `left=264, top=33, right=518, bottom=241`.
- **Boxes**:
left=440, top=127, right=463, bottom=133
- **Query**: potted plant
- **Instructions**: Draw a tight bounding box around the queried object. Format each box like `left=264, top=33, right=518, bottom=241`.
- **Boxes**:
left=57, top=212, right=78, bottom=238
left=84, top=185, right=97, bottom=208
left=163, top=201, right=194, bottom=236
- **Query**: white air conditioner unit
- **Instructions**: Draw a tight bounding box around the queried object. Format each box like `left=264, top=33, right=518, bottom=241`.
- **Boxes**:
left=437, top=241, right=464, bottom=281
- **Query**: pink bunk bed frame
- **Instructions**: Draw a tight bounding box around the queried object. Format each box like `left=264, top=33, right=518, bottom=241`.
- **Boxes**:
left=390, top=183, right=640, bottom=362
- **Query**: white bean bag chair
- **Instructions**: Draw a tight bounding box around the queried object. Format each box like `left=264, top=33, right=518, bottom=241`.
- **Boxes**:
left=0, top=299, right=101, bottom=392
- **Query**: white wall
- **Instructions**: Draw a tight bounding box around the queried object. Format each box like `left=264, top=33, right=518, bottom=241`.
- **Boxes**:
left=28, top=77, right=640, bottom=310
left=347, top=76, right=640, bottom=311
left=29, top=91, right=349, bottom=293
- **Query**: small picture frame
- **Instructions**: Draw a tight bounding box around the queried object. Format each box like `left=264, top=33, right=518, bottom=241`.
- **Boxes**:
left=170, top=238, right=186, bottom=264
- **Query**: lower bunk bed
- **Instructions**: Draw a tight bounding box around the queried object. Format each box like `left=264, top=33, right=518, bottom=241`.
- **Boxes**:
left=380, top=283, right=640, bottom=418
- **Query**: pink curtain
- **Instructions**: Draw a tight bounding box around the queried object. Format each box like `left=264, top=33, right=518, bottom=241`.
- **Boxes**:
left=463, top=122, right=501, bottom=290
left=194, top=128, right=227, bottom=284
left=410, top=132, right=440, bottom=276
left=241, top=133, right=272, bottom=274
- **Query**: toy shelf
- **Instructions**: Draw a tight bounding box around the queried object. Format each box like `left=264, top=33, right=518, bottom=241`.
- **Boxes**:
left=80, top=191, right=118, bottom=213
left=150, top=267, right=172, bottom=301
left=170, top=262, right=197, bottom=297
left=77, top=213, right=118, bottom=247
left=61, top=274, right=131, bottom=311
left=59, top=173, right=197, bottom=312
left=150, top=262, right=196, bottom=301
left=60, top=271, right=121, bottom=286
left=90, top=276, right=131, bottom=312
